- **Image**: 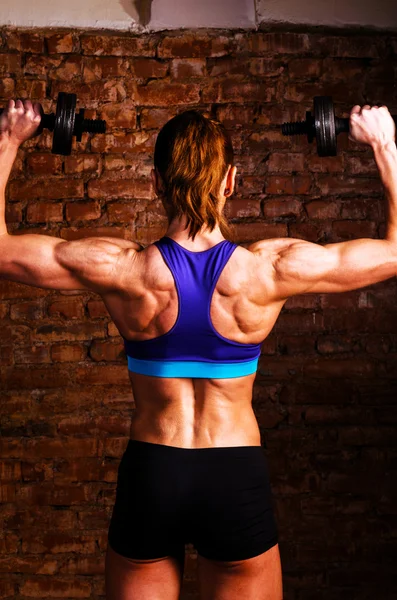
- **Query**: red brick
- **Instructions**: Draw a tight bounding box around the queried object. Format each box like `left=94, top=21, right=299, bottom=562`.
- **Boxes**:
left=60, top=227, right=128, bottom=241
left=10, top=179, right=84, bottom=201
left=332, top=220, right=378, bottom=240
left=170, top=58, right=206, bottom=79
left=1, top=324, right=31, bottom=345
left=250, top=32, right=310, bottom=54
left=339, top=199, right=369, bottom=220
left=288, top=58, right=323, bottom=79
left=233, top=223, right=288, bottom=243
left=247, top=130, right=291, bottom=152
left=202, top=79, right=275, bottom=103
left=274, top=312, right=324, bottom=333
left=50, top=55, right=83, bottom=82
left=306, top=155, right=344, bottom=173
left=0, top=280, right=48, bottom=300
left=90, top=132, right=157, bottom=154
left=225, top=199, right=261, bottom=219
left=266, top=175, right=312, bottom=195
left=0, top=579, right=16, bottom=598
left=14, top=345, right=51, bottom=364
left=344, top=156, right=378, bottom=175
left=0, top=77, right=15, bottom=97
left=288, top=222, right=324, bottom=242
left=317, top=175, right=382, bottom=196
left=6, top=31, right=45, bottom=53
left=87, top=300, right=109, bottom=319
left=74, top=365, right=129, bottom=385
left=33, top=322, right=104, bottom=342
left=51, top=344, right=86, bottom=363
left=89, top=340, right=125, bottom=362
left=103, top=155, right=138, bottom=171
left=47, top=299, right=85, bottom=320
left=215, top=104, right=258, bottom=128
left=136, top=82, right=200, bottom=106
left=2, top=363, right=72, bottom=389
left=263, top=197, right=302, bottom=218
left=26, top=202, right=64, bottom=223
left=305, top=200, right=340, bottom=220
left=82, top=56, right=129, bottom=81
left=0, top=302, right=9, bottom=319
left=51, top=80, right=127, bottom=107
left=14, top=79, right=46, bottom=100
left=0, top=461, right=22, bottom=482
left=24, top=55, right=62, bottom=78
left=305, top=359, right=376, bottom=378
left=19, top=578, right=91, bottom=598
left=46, top=32, right=75, bottom=54
left=64, top=155, right=100, bottom=174
left=158, top=34, right=230, bottom=58
left=99, top=101, right=137, bottom=129
left=132, top=58, right=168, bottom=79
left=27, top=154, right=63, bottom=175
left=10, top=300, right=43, bottom=321
left=107, top=322, right=121, bottom=337
left=0, top=53, right=21, bottom=75
left=88, top=178, right=152, bottom=200
left=65, top=201, right=101, bottom=222
left=81, top=34, right=157, bottom=57
left=284, top=83, right=363, bottom=105
left=57, top=417, right=128, bottom=437
left=0, top=345, right=13, bottom=366
left=139, top=107, right=177, bottom=130
left=309, top=35, right=384, bottom=58
left=268, top=153, right=305, bottom=172
left=22, top=532, right=96, bottom=554
left=58, top=555, right=105, bottom=575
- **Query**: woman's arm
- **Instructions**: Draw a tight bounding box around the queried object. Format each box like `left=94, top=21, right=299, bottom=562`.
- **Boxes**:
left=253, top=105, right=397, bottom=299
left=0, top=99, right=142, bottom=294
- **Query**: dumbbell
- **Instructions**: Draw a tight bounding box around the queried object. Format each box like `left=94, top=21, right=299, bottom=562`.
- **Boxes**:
left=0, top=92, right=106, bottom=156
left=281, top=96, right=397, bottom=156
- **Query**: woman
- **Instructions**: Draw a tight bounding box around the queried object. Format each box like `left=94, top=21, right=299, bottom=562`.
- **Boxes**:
left=0, top=100, right=396, bottom=600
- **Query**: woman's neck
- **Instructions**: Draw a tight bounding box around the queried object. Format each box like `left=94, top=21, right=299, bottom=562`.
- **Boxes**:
left=165, top=218, right=225, bottom=251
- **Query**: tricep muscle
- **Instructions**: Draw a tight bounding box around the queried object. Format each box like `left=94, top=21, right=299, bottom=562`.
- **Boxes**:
left=256, top=237, right=397, bottom=298
left=0, top=233, right=138, bottom=292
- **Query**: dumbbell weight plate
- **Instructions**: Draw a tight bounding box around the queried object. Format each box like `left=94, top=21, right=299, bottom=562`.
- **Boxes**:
left=314, top=96, right=337, bottom=157
left=52, top=92, right=76, bottom=156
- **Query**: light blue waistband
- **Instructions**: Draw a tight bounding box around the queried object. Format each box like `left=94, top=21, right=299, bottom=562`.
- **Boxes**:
left=126, top=356, right=259, bottom=379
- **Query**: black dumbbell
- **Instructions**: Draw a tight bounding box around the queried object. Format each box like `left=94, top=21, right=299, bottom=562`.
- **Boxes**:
left=281, top=96, right=397, bottom=156
left=0, top=92, right=106, bottom=156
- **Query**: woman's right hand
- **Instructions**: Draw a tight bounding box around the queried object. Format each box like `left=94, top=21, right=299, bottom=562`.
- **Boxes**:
left=349, top=104, right=396, bottom=150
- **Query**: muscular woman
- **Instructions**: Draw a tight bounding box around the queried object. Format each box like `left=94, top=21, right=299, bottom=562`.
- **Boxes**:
left=0, top=99, right=396, bottom=600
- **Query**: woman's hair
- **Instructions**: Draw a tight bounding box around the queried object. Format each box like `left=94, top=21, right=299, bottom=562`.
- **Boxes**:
left=154, top=110, right=234, bottom=240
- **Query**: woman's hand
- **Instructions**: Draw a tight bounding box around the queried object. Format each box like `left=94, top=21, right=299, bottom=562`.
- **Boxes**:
left=349, top=104, right=396, bottom=150
left=0, top=99, right=42, bottom=151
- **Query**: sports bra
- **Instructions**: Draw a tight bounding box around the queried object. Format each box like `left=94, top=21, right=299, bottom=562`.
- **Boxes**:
left=122, top=236, right=262, bottom=378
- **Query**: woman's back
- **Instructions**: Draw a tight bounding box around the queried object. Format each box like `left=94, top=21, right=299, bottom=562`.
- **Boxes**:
left=100, top=232, right=286, bottom=448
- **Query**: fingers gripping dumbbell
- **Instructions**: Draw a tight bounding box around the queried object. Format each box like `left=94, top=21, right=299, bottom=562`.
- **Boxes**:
left=0, top=92, right=107, bottom=156
left=281, top=96, right=397, bottom=157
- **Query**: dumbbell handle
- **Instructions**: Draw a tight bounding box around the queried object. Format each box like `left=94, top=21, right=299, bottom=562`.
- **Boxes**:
left=0, top=106, right=105, bottom=137
left=282, top=112, right=397, bottom=139
left=334, top=115, right=397, bottom=135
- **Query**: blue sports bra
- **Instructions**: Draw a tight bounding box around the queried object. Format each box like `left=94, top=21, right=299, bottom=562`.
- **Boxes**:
left=122, top=236, right=262, bottom=378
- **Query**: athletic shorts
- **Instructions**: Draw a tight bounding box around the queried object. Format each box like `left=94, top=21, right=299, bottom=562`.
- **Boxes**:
left=107, top=439, right=278, bottom=562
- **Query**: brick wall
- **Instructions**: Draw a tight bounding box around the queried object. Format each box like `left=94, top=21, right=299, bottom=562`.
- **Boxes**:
left=0, top=26, right=396, bottom=600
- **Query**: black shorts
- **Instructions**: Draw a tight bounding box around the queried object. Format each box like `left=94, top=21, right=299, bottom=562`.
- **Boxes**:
left=108, top=439, right=278, bottom=562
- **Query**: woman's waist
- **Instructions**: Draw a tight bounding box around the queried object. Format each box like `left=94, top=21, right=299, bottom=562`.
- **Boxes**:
left=129, top=405, right=261, bottom=449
